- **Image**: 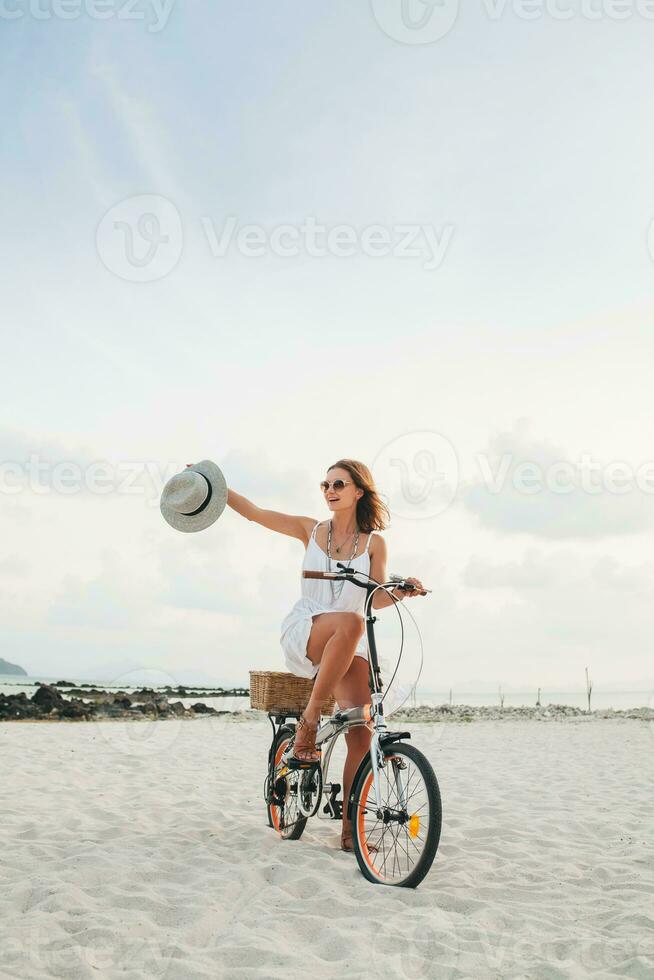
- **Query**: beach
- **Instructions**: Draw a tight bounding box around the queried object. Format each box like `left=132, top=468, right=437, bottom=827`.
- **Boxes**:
left=1, top=716, right=652, bottom=979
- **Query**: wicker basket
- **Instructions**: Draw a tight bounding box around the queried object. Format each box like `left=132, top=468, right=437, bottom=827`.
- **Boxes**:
left=249, top=670, right=336, bottom=715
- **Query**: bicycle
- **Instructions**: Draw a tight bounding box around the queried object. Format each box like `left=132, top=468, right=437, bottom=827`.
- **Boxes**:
left=263, top=563, right=442, bottom=888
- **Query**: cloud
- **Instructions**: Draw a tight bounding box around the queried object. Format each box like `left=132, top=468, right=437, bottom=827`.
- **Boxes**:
left=219, top=448, right=312, bottom=507
left=0, top=426, right=96, bottom=469
left=155, top=507, right=303, bottom=623
left=463, top=549, right=557, bottom=589
left=460, top=420, right=654, bottom=539
left=157, top=527, right=253, bottom=616
left=0, top=554, right=31, bottom=576
left=463, top=548, right=654, bottom=594
left=0, top=425, right=184, bottom=503
left=45, top=549, right=152, bottom=628
left=91, top=57, right=182, bottom=199
left=591, top=555, right=654, bottom=591
left=441, top=548, right=654, bottom=689
left=58, top=95, right=114, bottom=207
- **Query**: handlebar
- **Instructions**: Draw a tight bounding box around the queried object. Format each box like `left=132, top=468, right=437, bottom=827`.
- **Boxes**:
left=302, top=569, right=430, bottom=597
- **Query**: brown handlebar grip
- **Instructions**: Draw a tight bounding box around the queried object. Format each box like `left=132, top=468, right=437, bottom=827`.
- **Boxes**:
left=303, top=570, right=326, bottom=579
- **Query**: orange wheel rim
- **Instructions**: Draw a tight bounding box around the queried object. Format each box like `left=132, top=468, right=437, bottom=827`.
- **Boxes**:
left=270, top=738, right=290, bottom=833
left=357, top=771, right=385, bottom=879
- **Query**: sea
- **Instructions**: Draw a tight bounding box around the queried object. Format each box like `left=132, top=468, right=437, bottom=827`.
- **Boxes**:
left=1, top=674, right=652, bottom=712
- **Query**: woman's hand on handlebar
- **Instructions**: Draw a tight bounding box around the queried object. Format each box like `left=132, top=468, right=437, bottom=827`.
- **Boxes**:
left=393, top=576, right=425, bottom=599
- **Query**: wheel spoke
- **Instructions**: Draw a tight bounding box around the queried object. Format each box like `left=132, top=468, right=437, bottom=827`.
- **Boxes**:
left=402, top=778, right=426, bottom=812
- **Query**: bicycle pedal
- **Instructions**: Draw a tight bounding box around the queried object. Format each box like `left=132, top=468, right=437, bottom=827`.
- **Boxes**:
left=286, top=757, right=320, bottom=770
left=323, top=782, right=343, bottom=820
left=322, top=799, right=342, bottom=820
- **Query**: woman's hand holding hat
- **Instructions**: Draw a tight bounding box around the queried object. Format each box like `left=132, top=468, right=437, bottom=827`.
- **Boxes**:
left=160, top=460, right=228, bottom=533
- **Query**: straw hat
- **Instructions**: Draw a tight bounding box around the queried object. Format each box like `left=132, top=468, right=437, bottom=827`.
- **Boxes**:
left=160, top=460, right=227, bottom=532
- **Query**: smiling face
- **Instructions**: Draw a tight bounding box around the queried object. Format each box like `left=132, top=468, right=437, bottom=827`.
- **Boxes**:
left=322, top=466, right=363, bottom=514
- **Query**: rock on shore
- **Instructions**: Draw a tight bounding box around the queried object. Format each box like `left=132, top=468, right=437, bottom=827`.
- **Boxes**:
left=392, top=703, right=654, bottom=722
left=0, top=684, right=255, bottom=723
left=2, top=687, right=651, bottom=724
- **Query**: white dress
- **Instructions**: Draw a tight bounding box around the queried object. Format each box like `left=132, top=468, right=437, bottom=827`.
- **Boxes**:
left=280, top=522, right=374, bottom=679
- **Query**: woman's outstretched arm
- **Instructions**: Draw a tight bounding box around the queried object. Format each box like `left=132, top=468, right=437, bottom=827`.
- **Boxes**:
left=227, top=488, right=316, bottom=545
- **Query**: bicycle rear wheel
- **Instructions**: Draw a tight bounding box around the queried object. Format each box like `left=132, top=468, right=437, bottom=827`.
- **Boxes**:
left=266, top=728, right=307, bottom=841
left=351, top=742, right=441, bottom=888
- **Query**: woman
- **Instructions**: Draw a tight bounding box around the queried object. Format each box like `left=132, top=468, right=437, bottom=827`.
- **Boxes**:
left=226, top=458, right=424, bottom=851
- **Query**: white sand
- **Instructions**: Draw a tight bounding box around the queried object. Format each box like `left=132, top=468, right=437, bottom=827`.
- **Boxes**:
left=1, top=717, right=652, bottom=979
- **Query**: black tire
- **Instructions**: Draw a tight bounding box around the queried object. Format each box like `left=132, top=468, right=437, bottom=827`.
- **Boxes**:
left=351, top=742, right=441, bottom=888
left=266, top=728, right=307, bottom=841
left=265, top=726, right=294, bottom=828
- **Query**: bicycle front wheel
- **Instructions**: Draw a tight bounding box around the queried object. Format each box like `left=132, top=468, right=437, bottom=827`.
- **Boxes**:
left=351, top=742, right=441, bottom=888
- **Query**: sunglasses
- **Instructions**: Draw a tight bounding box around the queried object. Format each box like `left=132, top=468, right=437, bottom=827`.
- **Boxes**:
left=320, top=479, right=355, bottom=493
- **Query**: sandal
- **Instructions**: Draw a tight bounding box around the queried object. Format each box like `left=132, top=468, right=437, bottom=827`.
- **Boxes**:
left=291, top=713, right=321, bottom=764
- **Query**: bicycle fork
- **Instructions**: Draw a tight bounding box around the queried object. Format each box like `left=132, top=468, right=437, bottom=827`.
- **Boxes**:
left=369, top=694, right=389, bottom=813
left=368, top=694, right=409, bottom=815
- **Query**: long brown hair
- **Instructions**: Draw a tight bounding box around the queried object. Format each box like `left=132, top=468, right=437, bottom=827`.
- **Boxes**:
left=327, top=459, right=390, bottom=533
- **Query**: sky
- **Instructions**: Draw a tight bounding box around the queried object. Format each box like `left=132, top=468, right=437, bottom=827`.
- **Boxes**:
left=1, top=1, right=653, bottom=695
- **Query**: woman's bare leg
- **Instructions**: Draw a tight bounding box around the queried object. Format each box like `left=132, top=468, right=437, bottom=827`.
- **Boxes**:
left=331, top=656, right=373, bottom=839
left=301, top=612, right=365, bottom=726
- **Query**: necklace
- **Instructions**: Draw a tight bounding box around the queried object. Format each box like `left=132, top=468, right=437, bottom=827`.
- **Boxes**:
left=331, top=526, right=356, bottom=554
left=327, top=520, right=359, bottom=601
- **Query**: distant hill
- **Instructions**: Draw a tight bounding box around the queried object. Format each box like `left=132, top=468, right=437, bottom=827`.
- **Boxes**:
left=0, top=658, right=28, bottom=676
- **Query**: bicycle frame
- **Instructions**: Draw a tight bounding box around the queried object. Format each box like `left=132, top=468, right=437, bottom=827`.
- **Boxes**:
left=268, top=570, right=412, bottom=823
